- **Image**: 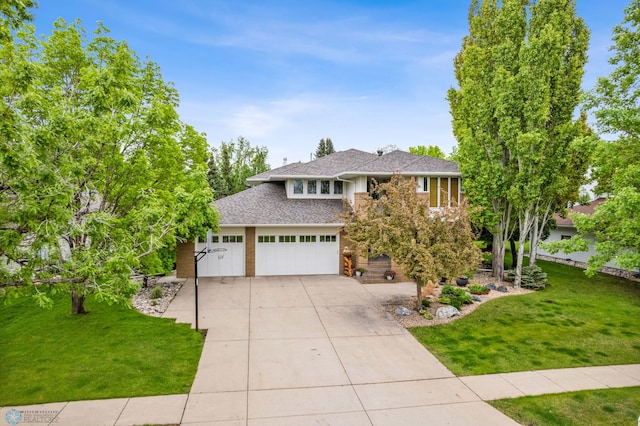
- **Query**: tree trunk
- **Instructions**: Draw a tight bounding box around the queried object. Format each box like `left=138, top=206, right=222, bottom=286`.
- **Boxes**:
left=509, top=239, right=518, bottom=269
left=492, top=232, right=506, bottom=280
left=529, top=217, right=539, bottom=266
left=71, top=290, right=87, bottom=314
left=416, top=282, right=422, bottom=311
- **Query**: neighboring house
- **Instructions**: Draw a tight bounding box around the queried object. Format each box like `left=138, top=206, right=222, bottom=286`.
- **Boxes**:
left=176, top=149, right=461, bottom=279
left=537, top=197, right=628, bottom=273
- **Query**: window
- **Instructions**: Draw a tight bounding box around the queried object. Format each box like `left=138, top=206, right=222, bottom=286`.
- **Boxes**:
left=278, top=235, right=296, bottom=243
left=320, top=235, right=336, bottom=242
left=429, top=177, right=438, bottom=207
left=321, top=180, right=330, bottom=194
left=293, top=179, right=304, bottom=194
left=334, top=181, right=343, bottom=195
left=307, top=180, right=317, bottom=194
left=212, top=236, right=219, bottom=243
left=561, top=235, right=571, bottom=240
left=258, top=235, right=276, bottom=243
left=423, top=177, right=429, bottom=193
left=300, top=235, right=317, bottom=243
left=222, top=235, right=243, bottom=243
left=451, top=178, right=459, bottom=204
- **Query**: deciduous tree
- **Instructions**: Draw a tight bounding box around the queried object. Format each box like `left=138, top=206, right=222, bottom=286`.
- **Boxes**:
left=409, top=145, right=446, bottom=159
left=0, top=20, right=218, bottom=314
left=207, top=137, right=270, bottom=199
left=544, top=0, right=640, bottom=275
left=448, top=0, right=590, bottom=286
left=343, top=175, right=482, bottom=310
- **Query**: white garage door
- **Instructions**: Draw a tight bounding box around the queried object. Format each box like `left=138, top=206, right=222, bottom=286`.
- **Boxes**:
left=256, top=227, right=339, bottom=276
left=196, top=231, right=245, bottom=277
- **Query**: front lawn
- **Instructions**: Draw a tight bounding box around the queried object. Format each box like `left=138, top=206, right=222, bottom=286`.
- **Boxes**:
left=490, top=386, right=640, bottom=426
left=410, top=260, right=640, bottom=375
left=0, top=293, right=203, bottom=406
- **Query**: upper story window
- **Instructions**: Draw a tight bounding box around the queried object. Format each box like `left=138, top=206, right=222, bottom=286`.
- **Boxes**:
left=289, top=178, right=345, bottom=198
left=321, top=180, right=330, bottom=194
left=423, top=177, right=461, bottom=208
left=307, top=180, right=317, bottom=194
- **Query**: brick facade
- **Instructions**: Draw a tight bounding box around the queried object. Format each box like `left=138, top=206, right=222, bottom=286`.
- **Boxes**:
left=245, top=227, right=255, bottom=277
left=176, top=242, right=195, bottom=278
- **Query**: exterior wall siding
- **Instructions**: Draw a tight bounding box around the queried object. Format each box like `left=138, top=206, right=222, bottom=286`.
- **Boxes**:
left=245, top=227, right=256, bottom=277
left=176, top=242, right=195, bottom=278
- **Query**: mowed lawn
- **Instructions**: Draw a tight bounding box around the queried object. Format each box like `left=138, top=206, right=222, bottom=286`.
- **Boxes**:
left=0, top=293, right=203, bottom=406
left=490, top=386, right=640, bottom=426
left=410, top=260, right=640, bottom=375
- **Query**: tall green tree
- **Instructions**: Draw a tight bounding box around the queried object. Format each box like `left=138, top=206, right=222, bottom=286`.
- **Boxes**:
left=0, top=20, right=218, bottom=314
left=545, top=0, right=640, bottom=275
left=315, top=138, right=335, bottom=158
left=448, top=0, right=590, bottom=285
left=0, top=0, right=36, bottom=41
left=207, top=137, right=270, bottom=199
left=409, top=145, right=446, bottom=159
left=343, top=175, right=481, bottom=311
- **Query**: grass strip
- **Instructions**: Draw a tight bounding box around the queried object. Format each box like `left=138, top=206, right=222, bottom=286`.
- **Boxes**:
left=490, top=386, right=640, bottom=426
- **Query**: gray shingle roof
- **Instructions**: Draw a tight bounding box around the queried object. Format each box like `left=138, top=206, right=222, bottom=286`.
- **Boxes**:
left=214, top=182, right=344, bottom=225
left=247, top=149, right=458, bottom=182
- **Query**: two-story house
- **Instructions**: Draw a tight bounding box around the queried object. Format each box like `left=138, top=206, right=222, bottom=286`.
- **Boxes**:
left=175, top=149, right=461, bottom=279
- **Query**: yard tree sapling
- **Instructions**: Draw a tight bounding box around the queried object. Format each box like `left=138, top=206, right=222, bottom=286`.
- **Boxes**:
left=343, top=174, right=482, bottom=311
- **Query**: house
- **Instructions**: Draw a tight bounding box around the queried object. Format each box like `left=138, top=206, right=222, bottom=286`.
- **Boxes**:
left=175, top=149, right=461, bottom=279
left=537, top=197, right=632, bottom=275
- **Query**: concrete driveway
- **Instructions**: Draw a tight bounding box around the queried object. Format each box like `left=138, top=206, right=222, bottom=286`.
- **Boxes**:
left=163, top=275, right=517, bottom=425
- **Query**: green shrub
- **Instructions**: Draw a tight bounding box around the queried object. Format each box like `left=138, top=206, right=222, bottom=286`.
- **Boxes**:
left=505, top=265, right=548, bottom=290
left=438, top=296, right=451, bottom=305
left=150, top=286, right=164, bottom=299
left=422, top=298, right=431, bottom=308
left=419, top=309, right=433, bottom=320
left=440, top=285, right=472, bottom=309
left=469, top=284, right=489, bottom=294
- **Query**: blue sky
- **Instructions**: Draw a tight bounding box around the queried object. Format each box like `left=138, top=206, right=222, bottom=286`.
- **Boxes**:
left=33, top=1, right=628, bottom=166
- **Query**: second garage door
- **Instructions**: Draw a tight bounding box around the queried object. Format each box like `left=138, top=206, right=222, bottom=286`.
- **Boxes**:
left=255, top=227, right=339, bottom=276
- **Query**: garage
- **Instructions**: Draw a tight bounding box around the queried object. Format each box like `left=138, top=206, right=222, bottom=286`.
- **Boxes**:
left=255, top=227, right=340, bottom=276
left=196, top=229, right=245, bottom=277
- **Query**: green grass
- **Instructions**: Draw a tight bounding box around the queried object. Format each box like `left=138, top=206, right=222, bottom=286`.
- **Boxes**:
left=490, top=387, right=640, bottom=426
left=0, top=293, right=203, bottom=406
left=410, top=260, right=640, bottom=375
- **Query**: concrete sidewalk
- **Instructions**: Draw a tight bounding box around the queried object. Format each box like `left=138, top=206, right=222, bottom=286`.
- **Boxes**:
left=2, top=276, right=639, bottom=425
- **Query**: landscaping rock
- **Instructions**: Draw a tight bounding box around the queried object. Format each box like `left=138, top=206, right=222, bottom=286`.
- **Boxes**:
left=497, top=285, right=508, bottom=293
left=435, top=306, right=461, bottom=319
left=485, top=283, right=497, bottom=290
left=132, top=279, right=183, bottom=317
left=471, top=295, right=482, bottom=302
left=395, top=306, right=413, bottom=316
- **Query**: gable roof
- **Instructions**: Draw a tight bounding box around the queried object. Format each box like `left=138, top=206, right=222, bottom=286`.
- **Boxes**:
left=555, top=197, right=608, bottom=227
left=214, top=182, right=343, bottom=226
left=247, top=149, right=458, bottom=183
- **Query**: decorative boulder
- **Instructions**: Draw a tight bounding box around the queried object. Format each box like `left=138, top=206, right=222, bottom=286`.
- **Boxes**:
left=471, top=295, right=482, bottom=302
left=497, top=285, right=508, bottom=293
left=435, top=306, right=461, bottom=319
left=485, top=283, right=497, bottom=290
left=395, top=306, right=413, bottom=316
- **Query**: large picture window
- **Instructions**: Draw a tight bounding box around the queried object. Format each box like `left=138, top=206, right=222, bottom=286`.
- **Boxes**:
left=307, top=180, right=317, bottom=194
left=293, top=179, right=304, bottom=194
left=321, top=180, right=331, bottom=194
